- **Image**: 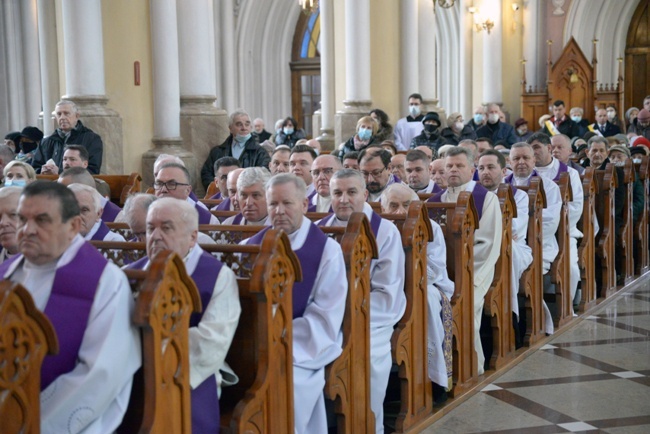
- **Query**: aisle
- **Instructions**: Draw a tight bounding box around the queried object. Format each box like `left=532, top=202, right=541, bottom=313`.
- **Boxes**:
left=422, top=274, right=650, bottom=434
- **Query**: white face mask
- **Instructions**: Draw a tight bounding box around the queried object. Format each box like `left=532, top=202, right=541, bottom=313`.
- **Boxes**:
left=633, top=158, right=642, bottom=164
left=488, top=113, right=500, bottom=124
left=409, top=105, right=421, bottom=118
left=607, top=110, right=616, bottom=120
left=454, top=121, right=464, bottom=131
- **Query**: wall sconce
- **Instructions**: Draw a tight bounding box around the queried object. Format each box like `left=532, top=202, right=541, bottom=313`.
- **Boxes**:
left=468, top=7, right=495, bottom=34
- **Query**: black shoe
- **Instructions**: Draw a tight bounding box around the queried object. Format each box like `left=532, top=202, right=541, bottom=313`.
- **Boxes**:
left=433, top=383, right=448, bottom=406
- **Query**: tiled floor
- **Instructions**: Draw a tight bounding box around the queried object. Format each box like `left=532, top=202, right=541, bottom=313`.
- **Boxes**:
left=421, top=274, right=650, bottom=434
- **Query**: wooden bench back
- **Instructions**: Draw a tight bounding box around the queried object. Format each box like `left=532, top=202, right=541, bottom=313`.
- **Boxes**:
left=550, top=172, right=573, bottom=328
left=119, top=251, right=202, bottom=434
left=484, top=184, right=516, bottom=370
left=515, top=177, right=546, bottom=346
left=0, top=282, right=59, bottom=434
left=594, top=164, right=617, bottom=297
left=619, top=159, right=636, bottom=284
left=634, top=156, right=649, bottom=275
left=577, top=168, right=597, bottom=312
left=425, top=192, right=479, bottom=397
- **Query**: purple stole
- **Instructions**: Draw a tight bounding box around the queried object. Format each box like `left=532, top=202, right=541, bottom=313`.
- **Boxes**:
left=232, top=213, right=245, bottom=225
left=90, top=220, right=111, bottom=241
left=209, top=191, right=222, bottom=200
left=215, top=197, right=231, bottom=211
left=504, top=169, right=538, bottom=188
left=189, top=191, right=198, bottom=201
left=307, top=188, right=317, bottom=202
left=127, top=251, right=223, bottom=433
left=101, top=200, right=122, bottom=223
left=472, top=170, right=479, bottom=181
left=427, top=183, right=489, bottom=220
left=195, top=203, right=213, bottom=224
left=247, top=223, right=328, bottom=318
left=553, top=161, right=569, bottom=181
left=0, top=242, right=107, bottom=390
left=318, top=211, right=382, bottom=239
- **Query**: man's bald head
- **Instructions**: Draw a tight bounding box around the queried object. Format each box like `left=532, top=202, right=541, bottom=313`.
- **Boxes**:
left=58, top=166, right=96, bottom=189
left=381, top=183, right=419, bottom=215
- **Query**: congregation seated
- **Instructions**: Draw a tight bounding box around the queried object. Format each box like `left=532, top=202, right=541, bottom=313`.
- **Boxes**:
left=0, top=186, right=21, bottom=263
left=0, top=181, right=140, bottom=432
left=405, top=149, right=442, bottom=194
left=221, top=167, right=272, bottom=225
left=270, top=145, right=291, bottom=175
left=125, top=197, right=241, bottom=432
left=541, top=100, right=580, bottom=138
left=380, top=183, right=454, bottom=402
left=427, top=146, right=502, bottom=374
left=476, top=103, right=518, bottom=147
left=213, top=167, right=243, bottom=212
left=429, top=157, right=447, bottom=190
left=61, top=144, right=112, bottom=197
left=389, top=152, right=406, bottom=181
left=3, top=160, right=36, bottom=187
left=359, top=147, right=405, bottom=202
left=551, top=134, right=585, bottom=174
left=58, top=166, right=121, bottom=222
left=209, top=156, right=241, bottom=199
left=68, top=183, right=125, bottom=242
left=317, top=169, right=406, bottom=430
left=309, top=154, right=341, bottom=212
left=243, top=173, right=347, bottom=433
left=290, top=144, right=318, bottom=201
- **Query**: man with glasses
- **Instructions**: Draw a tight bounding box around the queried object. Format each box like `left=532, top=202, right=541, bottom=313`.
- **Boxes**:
left=308, top=154, right=342, bottom=212
left=289, top=144, right=318, bottom=201
left=359, top=147, right=405, bottom=202
left=154, top=162, right=219, bottom=224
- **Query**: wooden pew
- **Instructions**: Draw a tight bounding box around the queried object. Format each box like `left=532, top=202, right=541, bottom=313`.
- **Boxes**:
left=484, top=184, right=516, bottom=370
left=380, top=202, right=433, bottom=433
left=634, top=156, right=649, bottom=276
left=425, top=192, right=479, bottom=397
left=118, top=251, right=202, bottom=434
left=0, top=281, right=59, bottom=434
left=204, top=181, right=219, bottom=199
left=550, top=172, right=573, bottom=328
left=594, top=164, right=617, bottom=298
left=619, top=159, right=635, bottom=285
left=319, top=213, right=377, bottom=434
left=577, top=168, right=597, bottom=312
left=515, top=177, right=546, bottom=346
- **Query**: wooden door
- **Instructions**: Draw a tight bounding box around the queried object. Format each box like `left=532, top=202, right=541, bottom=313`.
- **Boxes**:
left=625, top=1, right=650, bottom=110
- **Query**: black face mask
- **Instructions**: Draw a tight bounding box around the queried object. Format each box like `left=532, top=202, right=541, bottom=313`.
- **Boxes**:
left=424, top=124, right=439, bottom=134
left=20, top=141, right=38, bottom=154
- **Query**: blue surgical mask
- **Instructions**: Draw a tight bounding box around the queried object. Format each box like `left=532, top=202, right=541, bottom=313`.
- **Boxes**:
left=409, top=105, right=421, bottom=118
left=358, top=128, right=372, bottom=141
left=473, top=113, right=484, bottom=124
left=234, top=133, right=251, bottom=144
left=571, top=116, right=582, bottom=123
left=3, top=179, right=27, bottom=187
left=283, top=127, right=294, bottom=136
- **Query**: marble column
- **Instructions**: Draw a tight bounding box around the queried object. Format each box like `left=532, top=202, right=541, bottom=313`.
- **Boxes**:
left=219, top=0, right=236, bottom=113
left=60, top=0, right=123, bottom=174
left=401, top=0, right=419, bottom=105
left=522, top=0, right=542, bottom=91
left=21, top=0, right=42, bottom=126
left=481, top=0, right=503, bottom=106
left=2, top=0, right=24, bottom=128
left=37, top=0, right=60, bottom=135
left=459, top=0, right=474, bottom=118
left=177, top=0, right=228, bottom=195
left=315, top=0, right=335, bottom=151
left=335, top=0, right=372, bottom=147
left=418, top=0, right=445, bottom=121
left=142, top=0, right=194, bottom=189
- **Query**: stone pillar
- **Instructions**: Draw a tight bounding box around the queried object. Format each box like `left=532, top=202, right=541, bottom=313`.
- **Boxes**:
left=418, top=1, right=445, bottom=122
left=60, top=0, right=123, bottom=174
left=459, top=0, right=474, bottom=118
left=37, top=0, right=60, bottom=135
left=315, top=0, right=335, bottom=151
left=142, top=0, right=195, bottom=189
left=177, top=0, right=228, bottom=196
left=2, top=0, right=23, bottom=128
left=335, top=0, right=372, bottom=147
left=481, top=0, right=503, bottom=106
left=401, top=0, right=419, bottom=105
left=219, top=0, right=236, bottom=113
left=522, top=0, right=540, bottom=90
left=21, top=0, right=42, bottom=126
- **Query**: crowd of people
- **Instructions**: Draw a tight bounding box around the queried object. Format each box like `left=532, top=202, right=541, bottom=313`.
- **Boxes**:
left=1, top=94, right=650, bottom=433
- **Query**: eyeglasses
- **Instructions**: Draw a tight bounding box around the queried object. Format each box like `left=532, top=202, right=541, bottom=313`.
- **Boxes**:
left=360, top=167, right=386, bottom=179
left=311, top=168, right=335, bottom=177
left=153, top=180, right=190, bottom=190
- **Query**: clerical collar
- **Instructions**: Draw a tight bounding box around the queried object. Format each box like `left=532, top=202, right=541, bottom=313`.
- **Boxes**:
left=513, top=175, right=531, bottom=186
left=447, top=180, right=472, bottom=195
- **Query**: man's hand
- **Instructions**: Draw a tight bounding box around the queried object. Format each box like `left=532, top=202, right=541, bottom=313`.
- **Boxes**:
left=41, top=163, right=59, bottom=175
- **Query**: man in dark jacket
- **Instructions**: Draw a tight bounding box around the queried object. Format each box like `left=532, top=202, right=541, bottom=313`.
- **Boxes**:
left=409, top=111, right=445, bottom=152
left=542, top=100, right=580, bottom=138
left=476, top=103, right=518, bottom=147
left=33, top=100, right=103, bottom=174
left=201, top=110, right=271, bottom=189
left=628, top=108, right=650, bottom=140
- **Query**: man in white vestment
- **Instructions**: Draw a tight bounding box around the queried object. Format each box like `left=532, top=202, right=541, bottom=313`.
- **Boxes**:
left=319, top=169, right=406, bottom=432
left=507, top=143, right=562, bottom=334
left=250, top=173, right=347, bottom=433
left=380, top=183, right=454, bottom=402
left=0, top=181, right=140, bottom=433
left=126, top=198, right=241, bottom=432
left=393, top=92, right=425, bottom=151
left=67, top=183, right=125, bottom=242
left=428, top=146, right=502, bottom=374
left=0, top=186, right=21, bottom=263
left=477, top=150, right=533, bottom=345
left=308, top=154, right=342, bottom=212
left=222, top=167, right=272, bottom=225
left=529, top=132, right=584, bottom=310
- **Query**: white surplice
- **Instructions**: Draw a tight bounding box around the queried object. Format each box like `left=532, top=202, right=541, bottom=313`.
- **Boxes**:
left=84, top=220, right=126, bottom=242
left=394, top=117, right=424, bottom=151
left=510, top=188, right=533, bottom=317
left=3, top=235, right=141, bottom=434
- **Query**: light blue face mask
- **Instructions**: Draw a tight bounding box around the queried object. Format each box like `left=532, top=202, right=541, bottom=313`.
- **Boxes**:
left=473, top=113, right=484, bottom=124
left=571, top=116, right=582, bottom=123
left=3, top=179, right=27, bottom=187
left=234, top=133, right=251, bottom=144
left=358, top=128, right=372, bottom=141
left=283, top=127, right=294, bottom=136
